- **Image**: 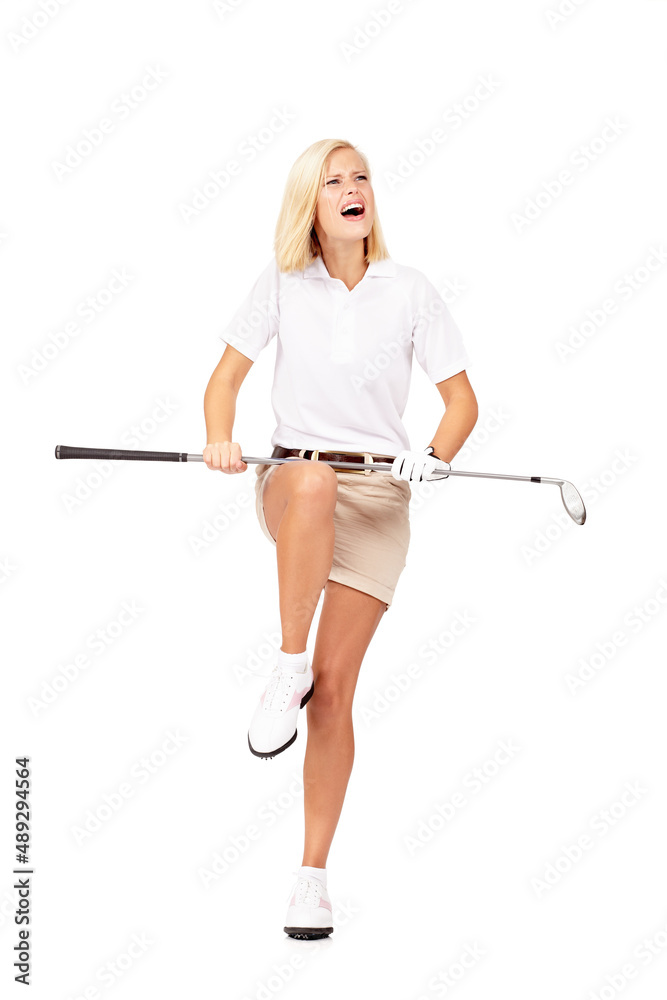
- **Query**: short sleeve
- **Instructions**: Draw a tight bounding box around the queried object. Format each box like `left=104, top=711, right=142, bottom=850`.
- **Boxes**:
left=218, top=257, right=280, bottom=362
left=410, top=271, right=471, bottom=383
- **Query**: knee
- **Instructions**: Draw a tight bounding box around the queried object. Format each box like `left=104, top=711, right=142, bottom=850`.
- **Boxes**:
left=308, top=678, right=353, bottom=720
left=288, top=464, right=338, bottom=509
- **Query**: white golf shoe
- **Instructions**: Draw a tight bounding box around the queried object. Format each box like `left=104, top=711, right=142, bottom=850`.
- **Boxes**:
left=284, top=874, right=334, bottom=939
left=248, top=654, right=314, bottom=758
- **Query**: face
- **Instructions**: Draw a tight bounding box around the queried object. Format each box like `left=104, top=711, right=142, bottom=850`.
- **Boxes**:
left=313, top=148, right=375, bottom=249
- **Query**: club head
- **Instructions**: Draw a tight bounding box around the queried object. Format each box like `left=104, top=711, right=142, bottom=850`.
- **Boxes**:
left=560, top=481, right=586, bottom=525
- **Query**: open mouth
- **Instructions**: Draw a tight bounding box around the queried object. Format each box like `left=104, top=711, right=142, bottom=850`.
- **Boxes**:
left=340, top=202, right=365, bottom=220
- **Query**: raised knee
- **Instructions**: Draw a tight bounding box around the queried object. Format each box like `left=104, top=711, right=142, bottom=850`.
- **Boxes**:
left=289, top=464, right=338, bottom=505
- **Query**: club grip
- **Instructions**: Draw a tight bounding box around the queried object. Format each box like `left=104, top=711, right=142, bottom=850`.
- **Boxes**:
left=55, top=445, right=188, bottom=462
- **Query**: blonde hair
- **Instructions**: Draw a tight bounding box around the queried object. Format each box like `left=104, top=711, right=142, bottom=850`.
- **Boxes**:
left=274, top=138, right=390, bottom=273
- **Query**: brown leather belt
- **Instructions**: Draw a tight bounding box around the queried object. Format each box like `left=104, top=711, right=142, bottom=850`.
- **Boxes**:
left=271, top=445, right=395, bottom=475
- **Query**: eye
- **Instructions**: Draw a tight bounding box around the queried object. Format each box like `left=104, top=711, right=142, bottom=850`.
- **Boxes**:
left=326, top=175, right=368, bottom=185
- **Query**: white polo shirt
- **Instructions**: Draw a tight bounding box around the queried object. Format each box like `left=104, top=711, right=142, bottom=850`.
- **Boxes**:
left=218, top=254, right=470, bottom=455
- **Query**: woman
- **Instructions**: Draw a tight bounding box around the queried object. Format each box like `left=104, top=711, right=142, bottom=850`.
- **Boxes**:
left=202, top=138, right=478, bottom=939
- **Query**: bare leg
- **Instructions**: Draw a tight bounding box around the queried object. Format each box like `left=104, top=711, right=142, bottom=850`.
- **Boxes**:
left=300, top=580, right=387, bottom=868
left=262, top=463, right=339, bottom=654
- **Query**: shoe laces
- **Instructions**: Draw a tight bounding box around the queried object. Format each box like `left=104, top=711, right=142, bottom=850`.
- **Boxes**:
left=289, top=871, right=324, bottom=906
left=264, top=664, right=295, bottom=713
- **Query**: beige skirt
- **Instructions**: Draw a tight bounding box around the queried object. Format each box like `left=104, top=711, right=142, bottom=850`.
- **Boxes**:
left=254, top=461, right=411, bottom=609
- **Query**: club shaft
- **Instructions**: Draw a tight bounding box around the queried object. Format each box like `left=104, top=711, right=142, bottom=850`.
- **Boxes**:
left=189, top=455, right=562, bottom=484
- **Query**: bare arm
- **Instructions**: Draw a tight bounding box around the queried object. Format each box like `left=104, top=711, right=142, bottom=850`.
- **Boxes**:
left=203, top=345, right=254, bottom=473
left=426, top=370, right=478, bottom=464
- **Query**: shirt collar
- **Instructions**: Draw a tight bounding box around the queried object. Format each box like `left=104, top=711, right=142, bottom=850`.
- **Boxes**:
left=302, top=255, right=396, bottom=280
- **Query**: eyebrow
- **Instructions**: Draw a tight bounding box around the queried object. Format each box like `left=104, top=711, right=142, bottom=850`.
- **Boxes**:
left=326, top=171, right=367, bottom=178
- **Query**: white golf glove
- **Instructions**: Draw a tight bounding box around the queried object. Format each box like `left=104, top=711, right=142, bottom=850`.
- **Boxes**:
left=391, top=446, right=451, bottom=483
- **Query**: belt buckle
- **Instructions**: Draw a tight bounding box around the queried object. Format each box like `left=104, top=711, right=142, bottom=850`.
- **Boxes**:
left=335, top=450, right=373, bottom=475
left=298, top=448, right=373, bottom=474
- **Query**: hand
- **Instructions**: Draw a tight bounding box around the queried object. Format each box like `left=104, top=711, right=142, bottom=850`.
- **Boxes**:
left=391, top=448, right=450, bottom=483
left=203, top=441, right=247, bottom=473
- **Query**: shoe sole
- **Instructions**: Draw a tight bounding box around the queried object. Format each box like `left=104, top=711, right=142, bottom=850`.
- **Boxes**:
left=284, top=926, right=333, bottom=939
left=247, top=680, right=315, bottom=759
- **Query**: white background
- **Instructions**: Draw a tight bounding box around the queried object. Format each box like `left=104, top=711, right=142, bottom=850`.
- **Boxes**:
left=2, top=1, right=667, bottom=997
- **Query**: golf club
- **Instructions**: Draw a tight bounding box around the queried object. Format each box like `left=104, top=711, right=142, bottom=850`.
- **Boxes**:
left=55, top=445, right=587, bottom=525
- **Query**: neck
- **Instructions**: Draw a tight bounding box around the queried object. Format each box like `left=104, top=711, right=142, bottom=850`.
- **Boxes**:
left=314, top=233, right=368, bottom=291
